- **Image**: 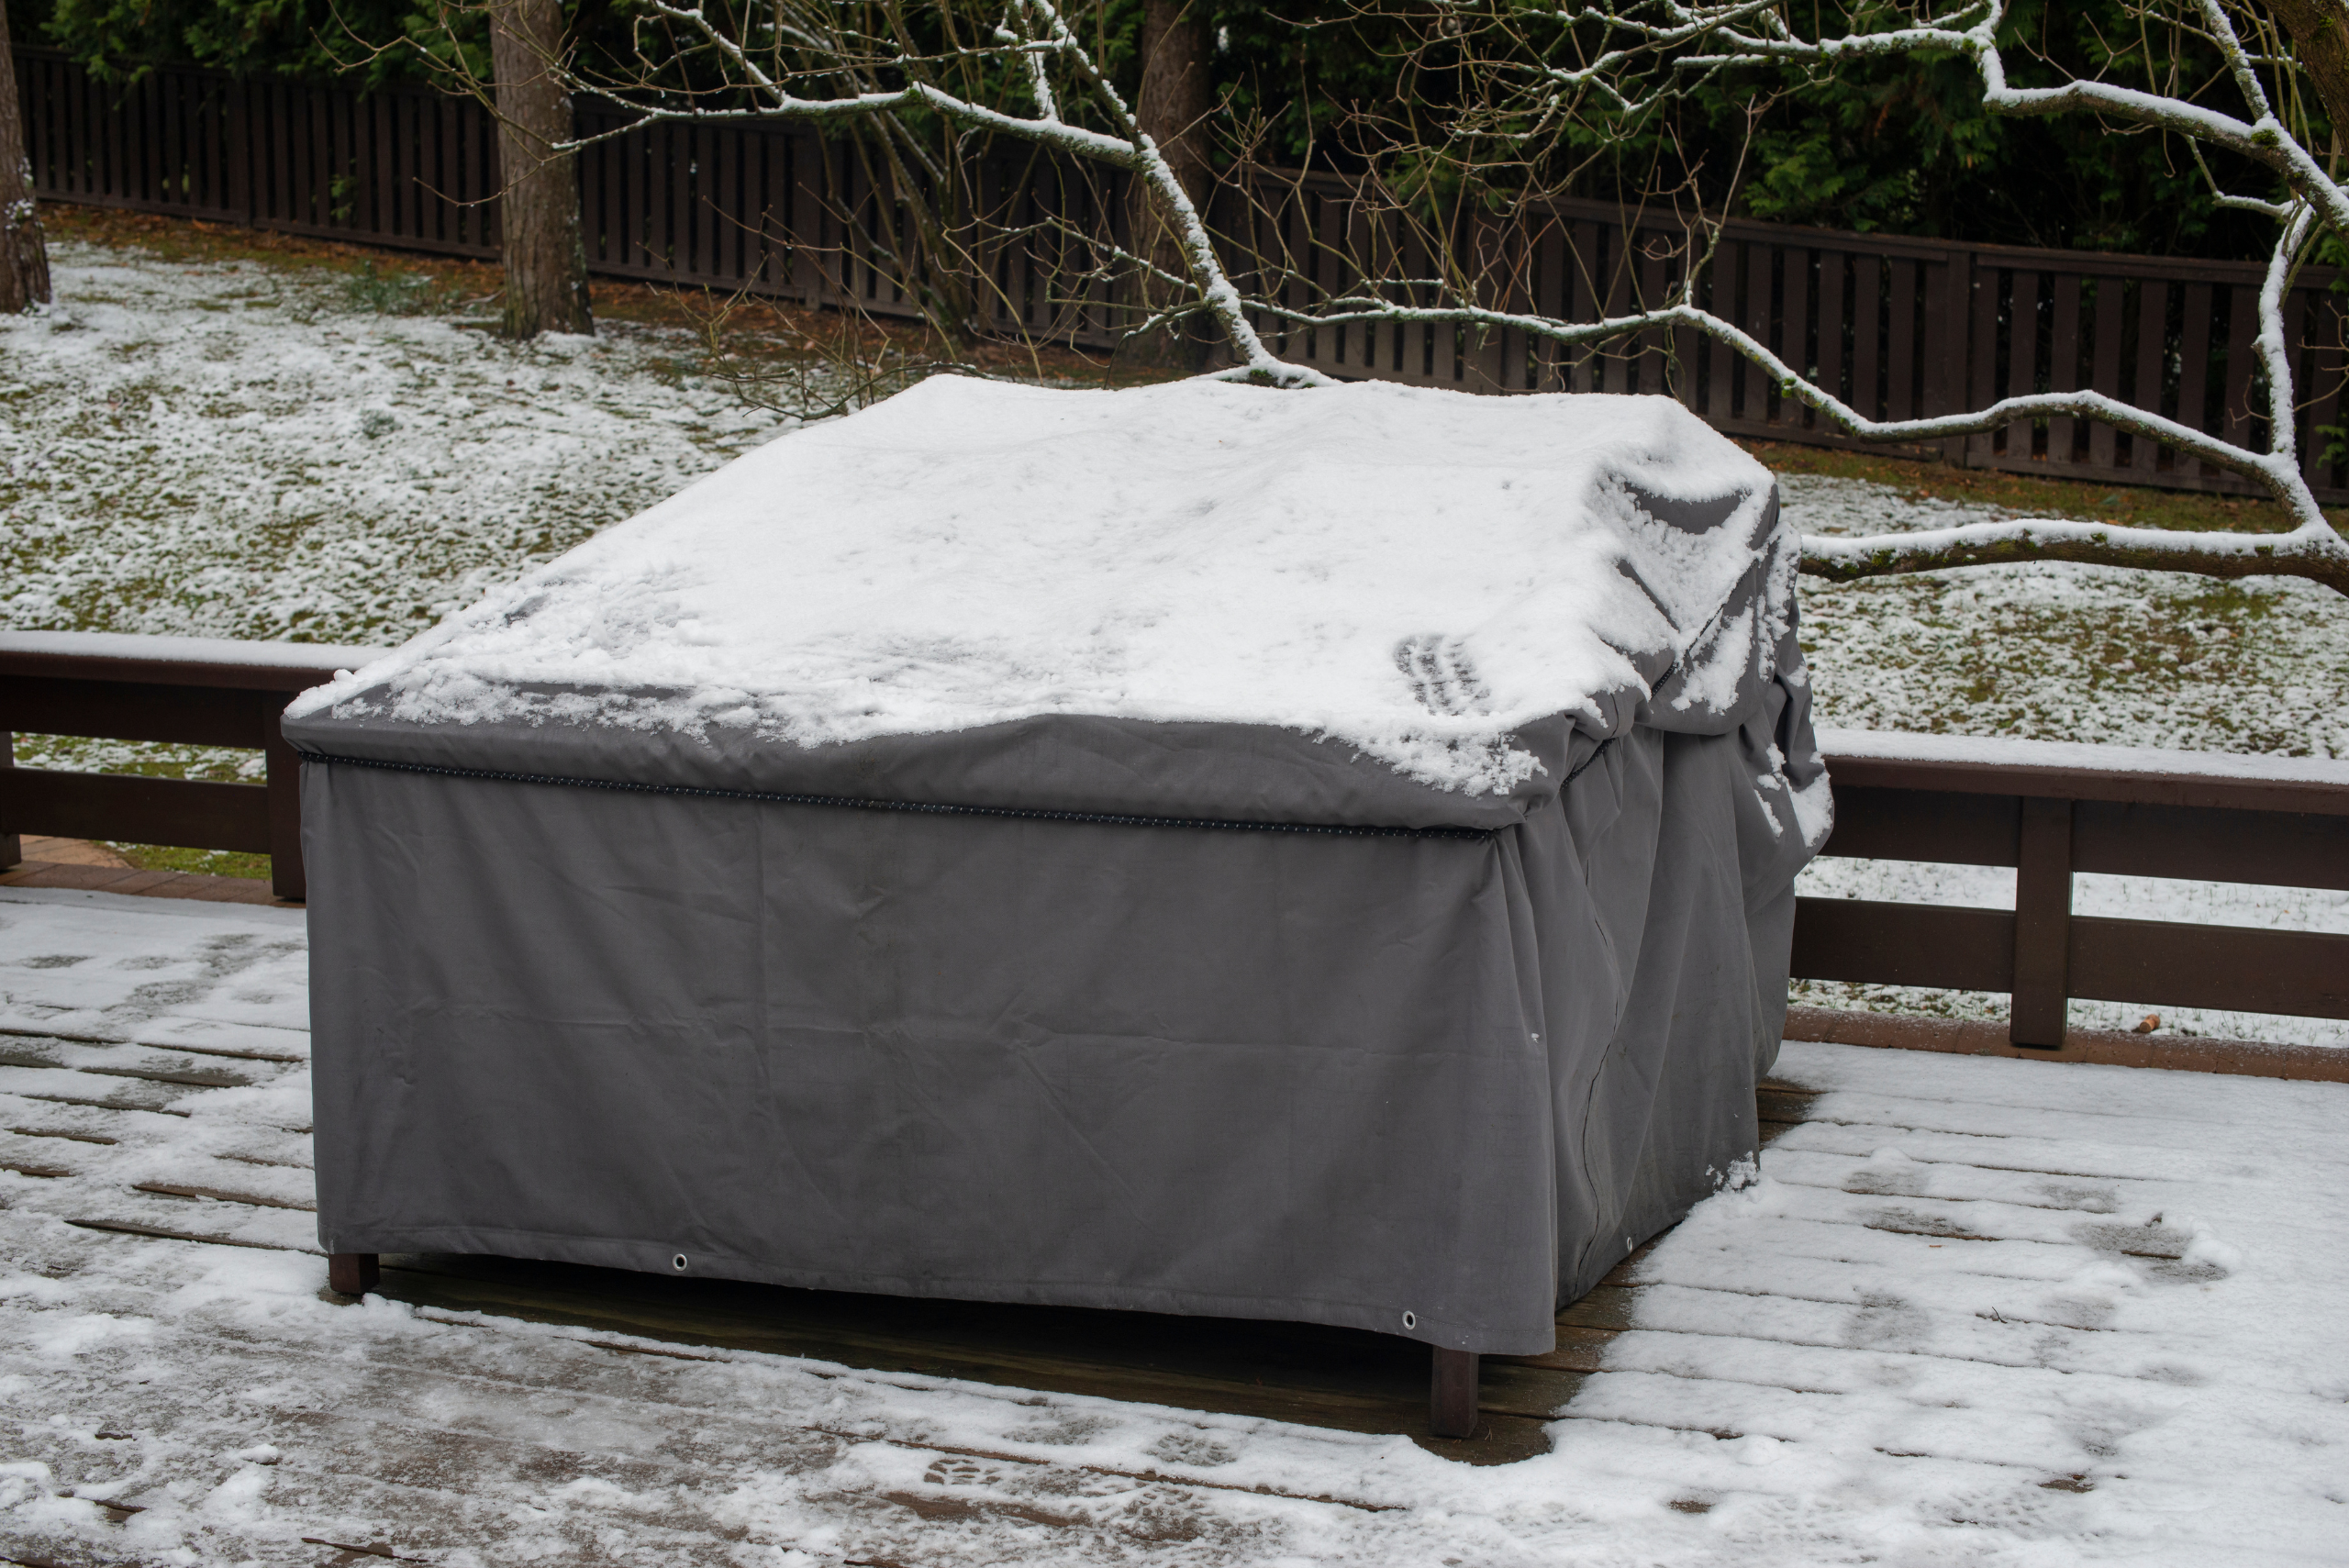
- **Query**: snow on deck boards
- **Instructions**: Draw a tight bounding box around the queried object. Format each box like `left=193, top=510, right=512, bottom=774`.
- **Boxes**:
left=4, top=886, right=2346, bottom=1565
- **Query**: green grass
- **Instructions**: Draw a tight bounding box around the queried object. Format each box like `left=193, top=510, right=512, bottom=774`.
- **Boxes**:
left=1741, top=437, right=2349, bottom=537
left=106, top=844, right=273, bottom=880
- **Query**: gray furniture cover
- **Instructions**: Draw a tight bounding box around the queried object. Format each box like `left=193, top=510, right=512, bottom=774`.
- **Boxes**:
left=287, top=377, right=1831, bottom=1358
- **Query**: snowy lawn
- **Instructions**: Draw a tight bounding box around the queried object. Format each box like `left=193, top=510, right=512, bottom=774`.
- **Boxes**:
left=3, top=226, right=2346, bottom=1041
left=1789, top=481, right=2349, bottom=1045
left=0, top=234, right=789, bottom=873
left=3, top=884, right=2344, bottom=1564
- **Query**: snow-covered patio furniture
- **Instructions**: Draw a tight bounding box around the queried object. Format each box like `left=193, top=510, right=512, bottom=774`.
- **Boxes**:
left=283, top=376, right=1830, bottom=1437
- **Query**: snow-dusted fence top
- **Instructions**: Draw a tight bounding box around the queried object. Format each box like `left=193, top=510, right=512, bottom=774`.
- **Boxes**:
left=17, top=47, right=2348, bottom=506
left=0, top=631, right=386, bottom=902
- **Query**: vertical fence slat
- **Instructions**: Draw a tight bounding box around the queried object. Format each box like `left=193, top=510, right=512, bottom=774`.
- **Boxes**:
left=2132, top=279, right=2169, bottom=475
left=1740, top=239, right=1772, bottom=418
left=2049, top=272, right=2082, bottom=466
left=2178, top=282, right=2215, bottom=479
left=2004, top=270, right=2038, bottom=460
left=1776, top=247, right=1809, bottom=428
left=1817, top=250, right=1848, bottom=418
left=1600, top=224, right=1634, bottom=396
left=1637, top=239, right=1669, bottom=397
left=1694, top=236, right=1726, bottom=416
left=1534, top=221, right=1565, bottom=392
left=1886, top=258, right=1918, bottom=423
left=2088, top=274, right=2123, bottom=471
left=1851, top=253, right=1883, bottom=425
left=1925, top=251, right=1967, bottom=462
left=2221, top=283, right=2260, bottom=462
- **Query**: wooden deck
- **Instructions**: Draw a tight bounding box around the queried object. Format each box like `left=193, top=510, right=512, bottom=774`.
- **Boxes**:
left=337, top=1106, right=1827, bottom=1465
left=0, top=1052, right=1810, bottom=1462
left=9, top=877, right=2347, bottom=1562
left=0, top=866, right=1812, bottom=1466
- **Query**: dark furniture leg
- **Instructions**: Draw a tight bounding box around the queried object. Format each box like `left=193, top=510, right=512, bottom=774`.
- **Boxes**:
left=328, top=1252, right=380, bottom=1296
left=1431, top=1347, right=1480, bottom=1439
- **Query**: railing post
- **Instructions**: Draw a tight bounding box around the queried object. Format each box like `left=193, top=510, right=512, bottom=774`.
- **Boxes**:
left=262, top=702, right=304, bottom=902
left=2, top=731, right=18, bottom=869
left=2010, top=796, right=2074, bottom=1048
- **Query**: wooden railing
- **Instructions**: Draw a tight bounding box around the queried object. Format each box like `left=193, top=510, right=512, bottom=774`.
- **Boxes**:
left=17, top=47, right=2349, bottom=504
left=5, top=636, right=2344, bottom=1074
left=0, top=633, right=385, bottom=902
left=1796, top=729, right=2349, bottom=1074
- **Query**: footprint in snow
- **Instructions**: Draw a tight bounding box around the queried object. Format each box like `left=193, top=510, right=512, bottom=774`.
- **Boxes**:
left=1395, top=633, right=1491, bottom=717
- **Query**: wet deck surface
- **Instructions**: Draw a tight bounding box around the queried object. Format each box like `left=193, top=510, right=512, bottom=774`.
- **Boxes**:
left=6, top=879, right=2343, bottom=1564
left=0, top=873, right=1805, bottom=1466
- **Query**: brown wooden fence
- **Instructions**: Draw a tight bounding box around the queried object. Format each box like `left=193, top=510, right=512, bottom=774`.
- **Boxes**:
left=17, top=47, right=2349, bottom=502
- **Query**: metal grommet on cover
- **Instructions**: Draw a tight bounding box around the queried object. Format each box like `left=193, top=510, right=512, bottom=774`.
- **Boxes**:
left=1401, top=1310, right=1418, bottom=1330
left=672, top=1253, right=689, bottom=1272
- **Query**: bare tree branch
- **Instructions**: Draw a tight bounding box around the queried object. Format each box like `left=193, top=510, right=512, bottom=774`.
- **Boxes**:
left=1246, top=0, right=2349, bottom=594
left=557, top=0, right=1326, bottom=385
left=475, top=0, right=2349, bottom=594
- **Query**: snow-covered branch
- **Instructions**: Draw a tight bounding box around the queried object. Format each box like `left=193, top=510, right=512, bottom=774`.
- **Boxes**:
left=550, top=0, right=1320, bottom=385
left=1244, top=271, right=2349, bottom=592
left=1275, top=0, right=2349, bottom=595
left=1801, top=517, right=2349, bottom=595
left=508, top=0, right=2349, bottom=594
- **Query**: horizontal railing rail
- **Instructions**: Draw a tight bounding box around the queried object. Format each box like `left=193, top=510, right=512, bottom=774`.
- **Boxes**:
left=0, top=633, right=387, bottom=902
left=1796, top=728, right=2349, bottom=1056
left=6, top=638, right=2345, bottom=1066
left=18, top=47, right=2349, bottom=504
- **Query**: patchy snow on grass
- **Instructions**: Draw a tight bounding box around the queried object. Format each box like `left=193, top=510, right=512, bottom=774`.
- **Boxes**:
left=1785, top=478, right=2349, bottom=761
left=1783, top=483, right=2349, bottom=1046
left=4, top=889, right=2345, bottom=1565
left=0, top=240, right=783, bottom=789
left=0, top=240, right=784, bottom=648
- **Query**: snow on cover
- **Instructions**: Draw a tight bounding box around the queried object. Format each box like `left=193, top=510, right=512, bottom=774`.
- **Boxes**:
left=295, top=376, right=1787, bottom=795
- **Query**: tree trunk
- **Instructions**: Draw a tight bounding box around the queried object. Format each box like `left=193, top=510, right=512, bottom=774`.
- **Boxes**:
left=491, top=0, right=590, bottom=339
left=2271, top=1, right=2349, bottom=150
left=0, top=1, right=53, bottom=314
left=1125, top=0, right=1212, bottom=371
